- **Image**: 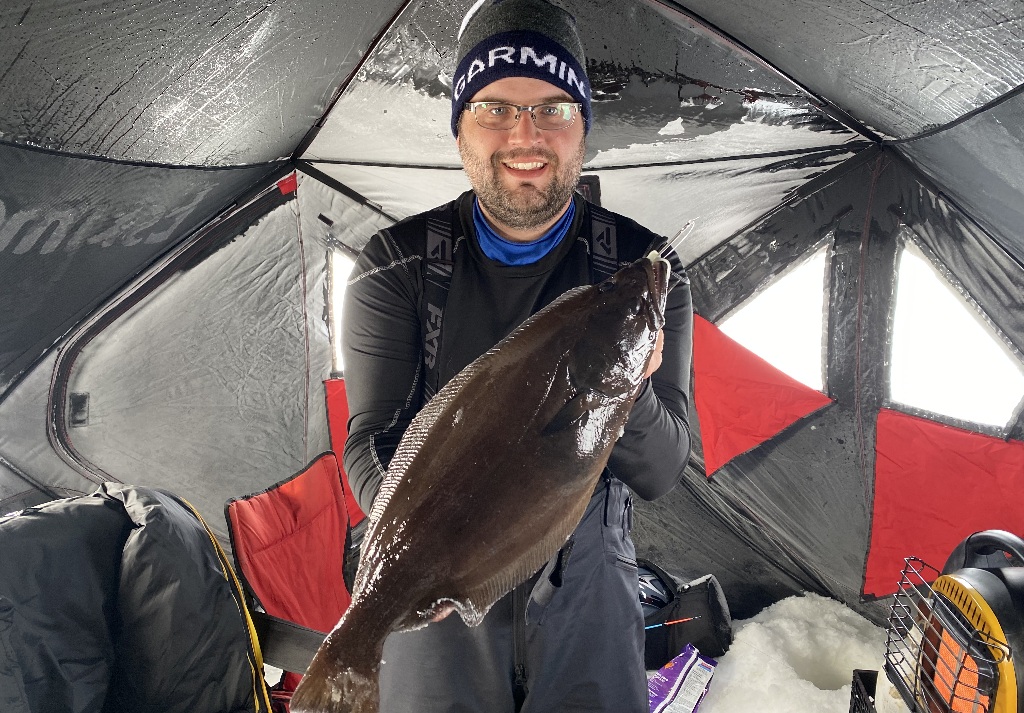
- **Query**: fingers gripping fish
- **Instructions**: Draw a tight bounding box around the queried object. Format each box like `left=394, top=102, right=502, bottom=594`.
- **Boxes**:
left=290, top=252, right=671, bottom=713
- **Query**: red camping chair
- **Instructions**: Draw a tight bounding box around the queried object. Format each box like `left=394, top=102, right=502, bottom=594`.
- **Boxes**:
left=226, top=452, right=352, bottom=710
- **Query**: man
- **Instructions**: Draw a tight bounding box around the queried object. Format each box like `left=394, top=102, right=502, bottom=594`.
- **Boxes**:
left=341, top=0, right=693, bottom=710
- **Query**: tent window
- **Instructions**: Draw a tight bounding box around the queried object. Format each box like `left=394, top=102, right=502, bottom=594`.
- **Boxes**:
left=719, top=245, right=828, bottom=392
left=328, top=249, right=356, bottom=374
left=890, top=241, right=1024, bottom=428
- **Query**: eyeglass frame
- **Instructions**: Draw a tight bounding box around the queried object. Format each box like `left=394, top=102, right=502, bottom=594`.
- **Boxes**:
left=462, top=101, right=582, bottom=131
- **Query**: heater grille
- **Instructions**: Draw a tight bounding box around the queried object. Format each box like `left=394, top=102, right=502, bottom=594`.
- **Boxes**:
left=884, top=558, right=1010, bottom=713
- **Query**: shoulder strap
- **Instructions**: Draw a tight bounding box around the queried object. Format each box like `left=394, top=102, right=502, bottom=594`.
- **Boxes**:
left=420, top=208, right=460, bottom=401
left=419, top=200, right=622, bottom=399
left=587, top=202, right=619, bottom=283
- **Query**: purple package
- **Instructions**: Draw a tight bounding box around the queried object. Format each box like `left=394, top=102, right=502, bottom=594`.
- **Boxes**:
left=648, top=643, right=718, bottom=713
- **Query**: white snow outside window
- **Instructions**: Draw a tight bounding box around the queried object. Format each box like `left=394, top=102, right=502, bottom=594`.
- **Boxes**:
left=719, top=246, right=828, bottom=392
left=328, top=249, right=356, bottom=373
left=890, top=242, right=1024, bottom=428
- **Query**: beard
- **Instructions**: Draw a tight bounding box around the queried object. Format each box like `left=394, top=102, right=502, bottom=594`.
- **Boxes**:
left=459, top=139, right=586, bottom=233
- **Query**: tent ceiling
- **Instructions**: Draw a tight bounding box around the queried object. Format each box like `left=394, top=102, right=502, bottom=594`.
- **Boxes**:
left=676, top=0, right=1024, bottom=140
left=302, top=0, right=860, bottom=168
left=0, top=0, right=405, bottom=166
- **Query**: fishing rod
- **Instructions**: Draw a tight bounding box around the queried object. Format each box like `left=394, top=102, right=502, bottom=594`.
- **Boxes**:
left=644, top=615, right=702, bottom=631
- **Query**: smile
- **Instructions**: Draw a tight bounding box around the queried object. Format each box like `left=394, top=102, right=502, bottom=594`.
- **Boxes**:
left=503, top=160, right=547, bottom=171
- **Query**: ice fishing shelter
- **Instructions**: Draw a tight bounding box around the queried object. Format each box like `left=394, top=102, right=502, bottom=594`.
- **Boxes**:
left=1, top=0, right=1023, bottom=624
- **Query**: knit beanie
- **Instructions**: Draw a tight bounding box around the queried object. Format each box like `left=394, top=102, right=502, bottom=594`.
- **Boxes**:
left=451, top=0, right=592, bottom=137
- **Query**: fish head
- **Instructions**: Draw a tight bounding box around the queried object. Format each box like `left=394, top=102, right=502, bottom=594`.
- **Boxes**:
left=572, top=250, right=670, bottom=396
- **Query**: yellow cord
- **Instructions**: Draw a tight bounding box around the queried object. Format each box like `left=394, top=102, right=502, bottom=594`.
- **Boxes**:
left=181, top=497, right=275, bottom=713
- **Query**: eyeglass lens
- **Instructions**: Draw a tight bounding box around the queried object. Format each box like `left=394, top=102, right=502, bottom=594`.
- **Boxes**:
left=471, top=103, right=576, bottom=130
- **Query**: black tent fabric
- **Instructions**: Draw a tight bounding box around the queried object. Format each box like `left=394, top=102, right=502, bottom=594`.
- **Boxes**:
left=1, top=0, right=1023, bottom=632
left=0, top=0, right=406, bottom=165
left=0, top=145, right=280, bottom=396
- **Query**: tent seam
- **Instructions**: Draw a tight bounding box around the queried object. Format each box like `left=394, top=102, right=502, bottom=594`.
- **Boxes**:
left=885, top=81, right=1024, bottom=145
left=304, top=143, right=871, bottom=173
left=294, top=177, right=312, bottom=463
left=0, top=136, right=289, bottom=171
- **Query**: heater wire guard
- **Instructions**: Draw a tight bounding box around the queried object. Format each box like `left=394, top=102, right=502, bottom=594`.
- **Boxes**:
left=884, top=557, right=1011, bottom=713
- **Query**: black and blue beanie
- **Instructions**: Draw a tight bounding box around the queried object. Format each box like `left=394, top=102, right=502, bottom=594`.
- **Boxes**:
left=451, top=0, right=592, bottom=137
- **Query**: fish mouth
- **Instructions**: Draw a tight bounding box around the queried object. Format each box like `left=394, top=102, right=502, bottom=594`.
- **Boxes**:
left=643, top=251, right=670, bottom=332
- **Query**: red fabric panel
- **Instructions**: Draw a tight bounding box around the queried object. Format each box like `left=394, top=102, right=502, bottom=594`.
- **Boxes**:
left=325, top=378, right=366, bottom=526
left=226, top=453, right=351, bottom=635
left=277, top=172, right=298, bottom=195
left=692, top=314, right=833, bottom=475
left=864, top=409, right=1024, bottom=597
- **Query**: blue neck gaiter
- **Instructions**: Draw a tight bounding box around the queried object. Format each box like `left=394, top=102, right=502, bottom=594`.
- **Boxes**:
left=473, top=198, right=575, bottom=266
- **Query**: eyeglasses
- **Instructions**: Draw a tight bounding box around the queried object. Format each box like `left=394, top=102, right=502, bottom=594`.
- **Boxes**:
left=464, top=102, right=581, bottom=131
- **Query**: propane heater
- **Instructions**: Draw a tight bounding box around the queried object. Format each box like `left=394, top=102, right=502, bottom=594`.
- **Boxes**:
left=884, top=530, right=1024, bottom=713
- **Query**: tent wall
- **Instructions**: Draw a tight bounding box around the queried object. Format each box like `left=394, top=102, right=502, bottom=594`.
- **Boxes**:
left=63, top=201, right=315, bottom=476
left=899, top=93, right=1024, bottom=269
left=310, top=148, right=858, bottom=265
left=632, top=411, right=826, bottom=620
left=13, top=174, right=391, bottom=536
left=45, top=185, right=295, bottom=535
left=866, top=409, right=1024, bottom=596
left=635, top=144, right=1024, bottom=620
left=636, top=150, right=891, bottom=619
left=668, top=0, right=1024, bottom=267
left=0, top=457, right=54, bottom=514
left=0, top=144, right=282, bottom=398
left=0, top=351, right=100, bottom=504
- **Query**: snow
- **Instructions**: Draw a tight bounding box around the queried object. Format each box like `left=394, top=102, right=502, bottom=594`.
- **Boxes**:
left=658, top=118, right=687, bottom=136
left=694, top=593, right=911, bottom=713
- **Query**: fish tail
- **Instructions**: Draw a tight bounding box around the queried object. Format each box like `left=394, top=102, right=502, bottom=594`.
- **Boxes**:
left=289, top=657, right=379, bottom=713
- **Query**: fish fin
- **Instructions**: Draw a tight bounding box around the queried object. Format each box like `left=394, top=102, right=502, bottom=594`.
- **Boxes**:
left=359, top=357, right=482, bottom=571
left=459, top=524, right=578, bottom=625
left=290, top=617, right=383, bottom=713
left=455, top=598, right=493, bottom=627
left=542, top=389, right=602, bottom=434
left=393, top=599, right=460, bottom=632
left=290, top=663, right=379, bottom=713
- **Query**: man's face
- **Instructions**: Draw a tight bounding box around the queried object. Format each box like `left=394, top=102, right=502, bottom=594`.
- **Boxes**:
left=457, top=76, right=586, bottom=236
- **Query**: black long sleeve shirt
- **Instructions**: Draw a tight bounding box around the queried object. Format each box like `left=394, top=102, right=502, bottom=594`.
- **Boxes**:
left=342, top=192, right=693, bottom=515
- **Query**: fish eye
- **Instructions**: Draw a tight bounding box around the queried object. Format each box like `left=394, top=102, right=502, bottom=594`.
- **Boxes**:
left=598, top=280, right=615, bottom=293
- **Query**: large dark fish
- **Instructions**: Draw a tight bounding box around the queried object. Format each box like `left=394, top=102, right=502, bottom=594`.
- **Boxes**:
left=290, top=251, right=670, bottom=713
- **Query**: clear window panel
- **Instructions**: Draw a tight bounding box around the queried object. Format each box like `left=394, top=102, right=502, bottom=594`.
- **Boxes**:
left=719, top=246, right=828, bottom=392
left=890, top=242, right=1024, bottom=428
left=329, top=249, right=356, bottom=373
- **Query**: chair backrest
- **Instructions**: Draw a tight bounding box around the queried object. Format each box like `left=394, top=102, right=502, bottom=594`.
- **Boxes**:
left=226, top=452, right=352, bottom=637
left=324, top=378, right=366, bottom=527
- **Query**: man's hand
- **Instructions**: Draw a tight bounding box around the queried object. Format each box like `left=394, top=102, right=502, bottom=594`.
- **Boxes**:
left=644, top=329, right=664, bottom=379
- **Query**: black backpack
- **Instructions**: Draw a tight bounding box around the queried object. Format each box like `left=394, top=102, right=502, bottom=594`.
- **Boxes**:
left=638, top=558, right=734, bottom=669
